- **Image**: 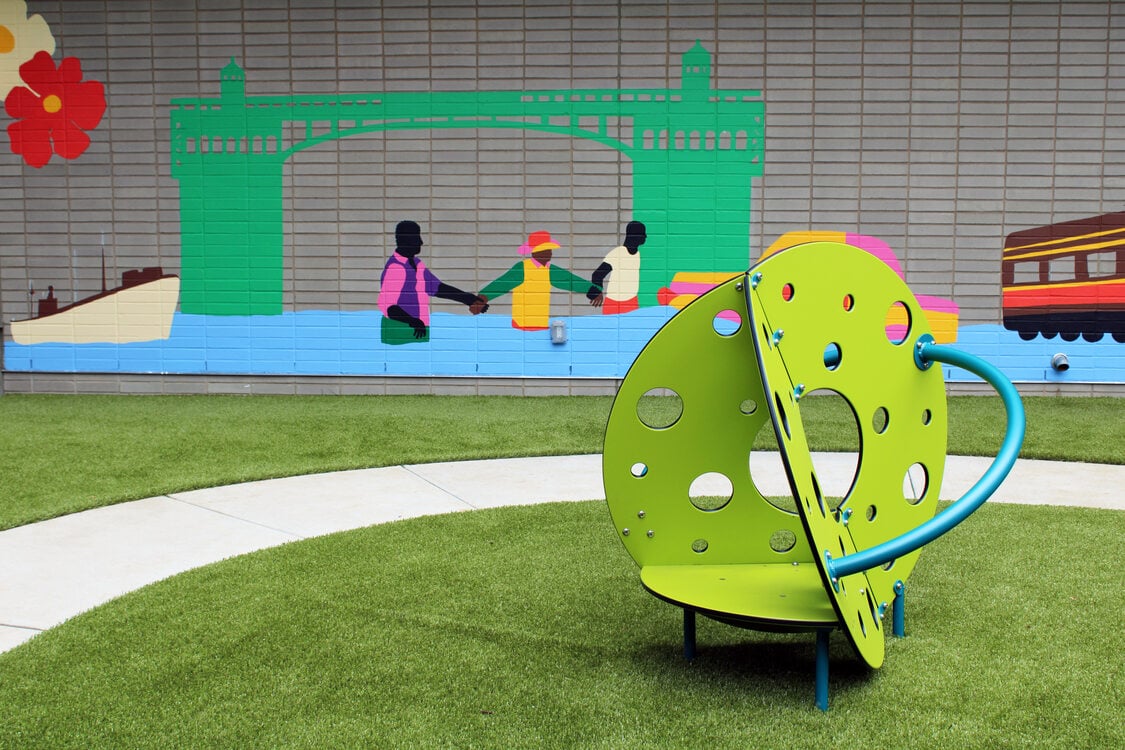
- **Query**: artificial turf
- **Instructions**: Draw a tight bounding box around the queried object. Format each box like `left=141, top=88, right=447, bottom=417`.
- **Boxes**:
left=0, top=500, right=1120, bottom=748
left=0, top=394, right=1122, bottom=531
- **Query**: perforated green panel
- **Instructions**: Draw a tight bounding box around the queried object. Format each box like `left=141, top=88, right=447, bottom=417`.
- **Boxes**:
left=603, top=276, right=816, bottom=570
left=603, top=241, right=947, bottom=666
left=746, top=241, right=948, bottom=667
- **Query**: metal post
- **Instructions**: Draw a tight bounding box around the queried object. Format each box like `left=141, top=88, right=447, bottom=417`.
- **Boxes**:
left=815, top=630, right=830, bottom=711
left=892, top=581, right=905, bottom=638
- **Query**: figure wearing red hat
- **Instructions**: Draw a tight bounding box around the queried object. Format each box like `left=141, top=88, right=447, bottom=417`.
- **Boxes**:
left=479, top=230, right=604, bottom=331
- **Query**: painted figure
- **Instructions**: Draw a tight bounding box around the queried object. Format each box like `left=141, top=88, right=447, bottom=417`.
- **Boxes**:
left=591, top=221, right=647, bottom=315
left=479, top=230, right=604, bottom=331
left=378, top=220, right=487, bottom=345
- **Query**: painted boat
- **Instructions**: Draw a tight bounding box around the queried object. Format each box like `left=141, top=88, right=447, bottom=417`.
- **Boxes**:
left=9, top=268, right=179, bottom=345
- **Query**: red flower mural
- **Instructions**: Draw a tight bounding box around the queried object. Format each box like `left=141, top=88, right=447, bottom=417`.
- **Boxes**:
left=5, top=50, right=105, bottom=168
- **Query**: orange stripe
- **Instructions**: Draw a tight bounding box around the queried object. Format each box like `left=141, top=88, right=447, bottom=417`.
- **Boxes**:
left=1002, top=236, right=1125, bottom=261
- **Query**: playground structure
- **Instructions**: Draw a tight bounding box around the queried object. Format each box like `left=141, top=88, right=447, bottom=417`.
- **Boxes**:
left=603, top=240, right=1026, bottom=710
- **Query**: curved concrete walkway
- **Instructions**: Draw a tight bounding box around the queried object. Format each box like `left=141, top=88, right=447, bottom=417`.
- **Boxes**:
left=1, top=453, right=1122, bottom=653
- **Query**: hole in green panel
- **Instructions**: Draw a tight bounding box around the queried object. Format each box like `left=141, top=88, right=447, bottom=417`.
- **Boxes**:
left=842, top=293, right=855, bottom=312
left=740, top=398, right=758, bottom=415
left=750, top=422, right=796, bottom=513
left=922, top=408, right=932, bottom=426
left=712, top=310, right=742, bottom=336
left=813, top=473, right=826, bottom=517
left=691, top=539, right=709, bottom=553
left=630, top=462, right=648, bottom=478
left=865, top=504, right=877, bottom=522
left=781, top=282, right=794, bottom=301
left=637, top=388, right=682, bottom=429
left=769, top=529, right=797, bottom=553
left=774, top=392, right=791, bottom=439
left=903, top=462, right=929, bottom=505
left=886, top=301, right=912, bottom=345
left=689, top=472, right=733, bottom=511
left=804, top=390, right=860, bottom=503
left=823, top=342, right=842, bottom=370
left=872, top=406, right=889, bottom=434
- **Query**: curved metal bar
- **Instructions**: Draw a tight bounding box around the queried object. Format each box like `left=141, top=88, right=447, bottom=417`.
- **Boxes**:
left=826, top=339, right=1026, bottom=580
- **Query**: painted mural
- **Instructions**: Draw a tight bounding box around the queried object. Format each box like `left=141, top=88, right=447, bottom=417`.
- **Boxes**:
left=3, top=1, right=1124, bottom=386
left=1001, top=212, right=1125, bottom=344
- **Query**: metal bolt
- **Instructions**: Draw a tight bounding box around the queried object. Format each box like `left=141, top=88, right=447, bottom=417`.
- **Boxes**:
left=637, top=510, right=645, bottom=519
left=622, top=528, right=630, bottom=536
left=647, top=530, right=655, bottom=538
left=735, top=282, right=744, bottom=292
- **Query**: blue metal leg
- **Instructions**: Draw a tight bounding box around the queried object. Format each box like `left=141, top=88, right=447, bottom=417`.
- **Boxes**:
left=815, top=629, right=830, bottom=711
left=893, top=581, right=905, bottom=638
left=683, top=608, right=696, bottom=661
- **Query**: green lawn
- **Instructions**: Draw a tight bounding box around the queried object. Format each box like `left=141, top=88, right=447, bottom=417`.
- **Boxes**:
left=0, top=394, right=1122, bottom=531
left=0, top=500, right=1120, bottom=748
left=0, top=393, right=1121, bottom=746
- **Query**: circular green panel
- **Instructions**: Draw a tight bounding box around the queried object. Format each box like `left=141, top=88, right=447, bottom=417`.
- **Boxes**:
left=747, top=241, right=949, bottom=668
left=603, top=277, right=814, bottom=571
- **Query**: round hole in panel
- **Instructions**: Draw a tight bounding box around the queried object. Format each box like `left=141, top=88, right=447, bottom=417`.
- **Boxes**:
left=842, top=293, right=855, bottom=312
left=922, top=408, right=932, bottom=426
left=781, top=282, right=795, bottom=301
left=882, top=560, right=896, bottom=571
left=823, top=342, right=842, bottom=371
left=769, top=529, right=797, bottom=553
left=636, top=388, right=683, bottom=429
left=691, top=538, right=709, bottom=554
left=885, top=301, right=912, bottom=345
left=712, top=309, right=742, bottom=336
left=903, top=462, right=929, bottom=505
left=866, top=504, right=877, bottom=522
left=872, top=406, right=889, bottom=435
left=858, top=610, right=867, bottom=637
left=689, top=471, right=733, bottom=512
left=749, top=421, right=796, bottom=514
left=630, top=462, right=648, bottom=478
left=740, top=398, right=758, bottom=415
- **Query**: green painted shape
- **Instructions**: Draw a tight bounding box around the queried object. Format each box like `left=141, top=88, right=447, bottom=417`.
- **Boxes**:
left=747, top=241, right=949, bottom=668
left=170, top=48, right=763, bottom=315
left=603, top=275, right=831, bottom=626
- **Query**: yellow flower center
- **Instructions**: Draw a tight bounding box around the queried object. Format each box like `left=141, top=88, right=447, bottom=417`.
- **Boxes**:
left=0, top=24, right=15, bottom=54
left=43, top=94, right=62, bottom=114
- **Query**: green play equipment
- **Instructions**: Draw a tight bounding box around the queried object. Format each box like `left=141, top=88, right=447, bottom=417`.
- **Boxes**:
left=603, top=240, right=1026, bottom=710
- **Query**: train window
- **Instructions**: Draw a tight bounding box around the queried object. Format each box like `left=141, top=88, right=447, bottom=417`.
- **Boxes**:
left=1088, top=251, right=1119, bottom=278
left=1049, top=257, right=1075, bottom=282
left=1010, top=261, right=1041, bottom=284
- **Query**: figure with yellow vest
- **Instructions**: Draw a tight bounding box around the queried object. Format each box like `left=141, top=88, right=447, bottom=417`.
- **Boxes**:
left=479, top=230, right=604, bottom=331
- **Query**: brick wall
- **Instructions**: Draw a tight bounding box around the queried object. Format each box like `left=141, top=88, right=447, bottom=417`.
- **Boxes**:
left=3, top=0, right=1124, bottom=391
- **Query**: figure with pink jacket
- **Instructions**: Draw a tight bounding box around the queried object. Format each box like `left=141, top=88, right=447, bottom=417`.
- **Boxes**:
left=378, top=221, right=487, bottom=345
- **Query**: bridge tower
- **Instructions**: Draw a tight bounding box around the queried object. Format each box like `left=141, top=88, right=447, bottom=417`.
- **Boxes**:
left=171, top=58, right=285, bottom=316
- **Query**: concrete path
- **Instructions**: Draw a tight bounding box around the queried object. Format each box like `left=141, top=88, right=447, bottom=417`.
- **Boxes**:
left=1, top=453, right=1121, bottom=653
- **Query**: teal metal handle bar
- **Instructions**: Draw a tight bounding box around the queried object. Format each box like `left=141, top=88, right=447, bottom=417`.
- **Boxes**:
left=825, top=335, right=1026, bottom=580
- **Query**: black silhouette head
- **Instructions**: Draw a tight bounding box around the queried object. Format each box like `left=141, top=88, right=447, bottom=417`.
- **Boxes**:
left=395, top=220, right=424, bottom=257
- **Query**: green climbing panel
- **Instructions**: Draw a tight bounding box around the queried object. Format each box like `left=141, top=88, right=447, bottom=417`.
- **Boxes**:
left=603, top=240, right=948, bottom=667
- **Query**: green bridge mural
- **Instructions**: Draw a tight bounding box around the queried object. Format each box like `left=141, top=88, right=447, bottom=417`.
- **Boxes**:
left=170, top=42, right=765, bottom=316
